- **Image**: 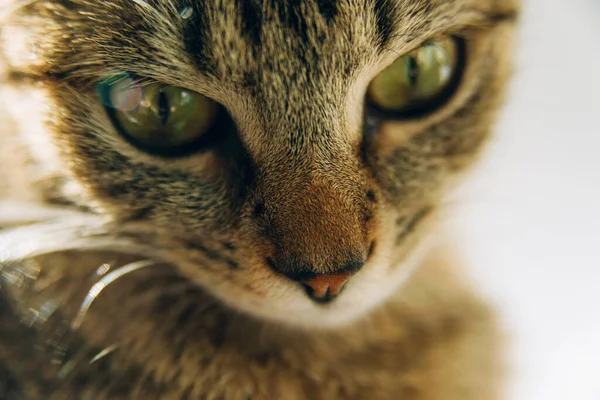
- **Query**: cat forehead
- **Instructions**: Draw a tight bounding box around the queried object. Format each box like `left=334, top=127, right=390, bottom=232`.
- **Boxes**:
left=154, top=0, right=509, bottom=60
left=67, top=0, right=515, bottom=80
left=8, top=0, right=517, bottom=91
left=176, top=0, right=377, bottom=84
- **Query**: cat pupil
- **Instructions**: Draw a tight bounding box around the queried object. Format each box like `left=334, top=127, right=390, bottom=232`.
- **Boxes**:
left=407, top=56, right=419, bottom=87
left=157, top=88, right=170, bottom=125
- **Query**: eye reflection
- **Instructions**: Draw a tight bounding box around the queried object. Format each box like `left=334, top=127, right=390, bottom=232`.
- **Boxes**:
left=367, top=35, right=464, bottom=116
left=179, top=6, right=193, bottom=19
left=97, top=74, right=143, bottom=113
left=97, top=74, right=221, bottom=157
left=109, top=81, right=143, bottom=112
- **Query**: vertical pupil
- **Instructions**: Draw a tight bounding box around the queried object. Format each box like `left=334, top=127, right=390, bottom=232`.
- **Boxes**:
left=407, top=56, right=419, bottom=87
left=157, top=88, right=170, bottom=125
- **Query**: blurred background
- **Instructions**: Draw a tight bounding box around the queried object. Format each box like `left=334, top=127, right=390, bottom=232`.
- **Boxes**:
left=451, top=0, right=600, bottom=399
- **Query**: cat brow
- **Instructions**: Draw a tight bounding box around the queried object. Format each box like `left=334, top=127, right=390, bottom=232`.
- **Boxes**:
left=379, top=4, right=519, bottom=58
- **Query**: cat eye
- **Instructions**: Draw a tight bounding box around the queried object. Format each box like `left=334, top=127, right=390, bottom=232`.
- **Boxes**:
left=98, top=76, right=219, bottom=156
left=367, top=36, right=463, bottom=116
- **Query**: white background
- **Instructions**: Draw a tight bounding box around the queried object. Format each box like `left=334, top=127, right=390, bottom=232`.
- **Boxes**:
left=452, top=0, right=600, bottom=399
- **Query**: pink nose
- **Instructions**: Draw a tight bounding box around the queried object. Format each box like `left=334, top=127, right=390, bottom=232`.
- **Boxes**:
left=302, top=271, right=355, bottom=301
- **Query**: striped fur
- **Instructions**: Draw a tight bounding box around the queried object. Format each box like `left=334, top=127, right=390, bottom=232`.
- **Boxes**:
left=1, top=0, right=519, bottom=398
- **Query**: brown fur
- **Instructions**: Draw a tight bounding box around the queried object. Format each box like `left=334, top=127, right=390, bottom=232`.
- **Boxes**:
left=0, top=0, right=519, bottom=398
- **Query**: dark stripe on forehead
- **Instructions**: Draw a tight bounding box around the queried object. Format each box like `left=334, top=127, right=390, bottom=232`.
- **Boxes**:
left=240, top=0, right=263, bottom=45
left=181, top=1, right=216, bottom=74
left=372, top=0, right=398, bottom=49
left=315, top=0, right=338, bottom=23
left=268, top=0, right=310, bottom=44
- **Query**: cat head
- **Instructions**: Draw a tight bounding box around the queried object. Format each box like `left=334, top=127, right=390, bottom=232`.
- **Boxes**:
left=1, top=0, right=519, bottom=327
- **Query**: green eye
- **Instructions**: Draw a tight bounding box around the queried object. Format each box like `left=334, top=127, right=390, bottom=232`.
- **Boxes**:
left=99, top=77, right=219, bottom=156
left=367, top=36, right=462, bottom=115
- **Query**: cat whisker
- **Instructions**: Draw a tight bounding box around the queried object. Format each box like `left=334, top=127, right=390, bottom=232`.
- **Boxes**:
left=0, top=204, right=162, bottom=267
left=89, top=344, right=118, bottom=364
left=72, top=259, right=159, bottom=330
left=0, top=201, right=86, bottom=227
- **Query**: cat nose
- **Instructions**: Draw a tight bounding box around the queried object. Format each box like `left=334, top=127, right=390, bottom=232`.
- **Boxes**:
left=301, top=271, right=357, bottom=303
left=267, top=257, right=364, bottom=303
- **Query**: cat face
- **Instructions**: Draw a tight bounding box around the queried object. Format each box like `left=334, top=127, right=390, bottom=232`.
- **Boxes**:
left=1, top=0, right=519, bottom=327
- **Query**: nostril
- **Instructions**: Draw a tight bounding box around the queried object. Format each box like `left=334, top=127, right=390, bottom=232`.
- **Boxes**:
left=265, top=257, right=277, bottom=270
left=302, top=283, right=335, bottom=304
left=266, top=257, right=364, bottom=303
left=301, top=271, right=355, bottom=303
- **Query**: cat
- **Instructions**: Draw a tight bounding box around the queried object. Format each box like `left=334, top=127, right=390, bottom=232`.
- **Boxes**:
left=0, top=0, right=520, bottom=399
